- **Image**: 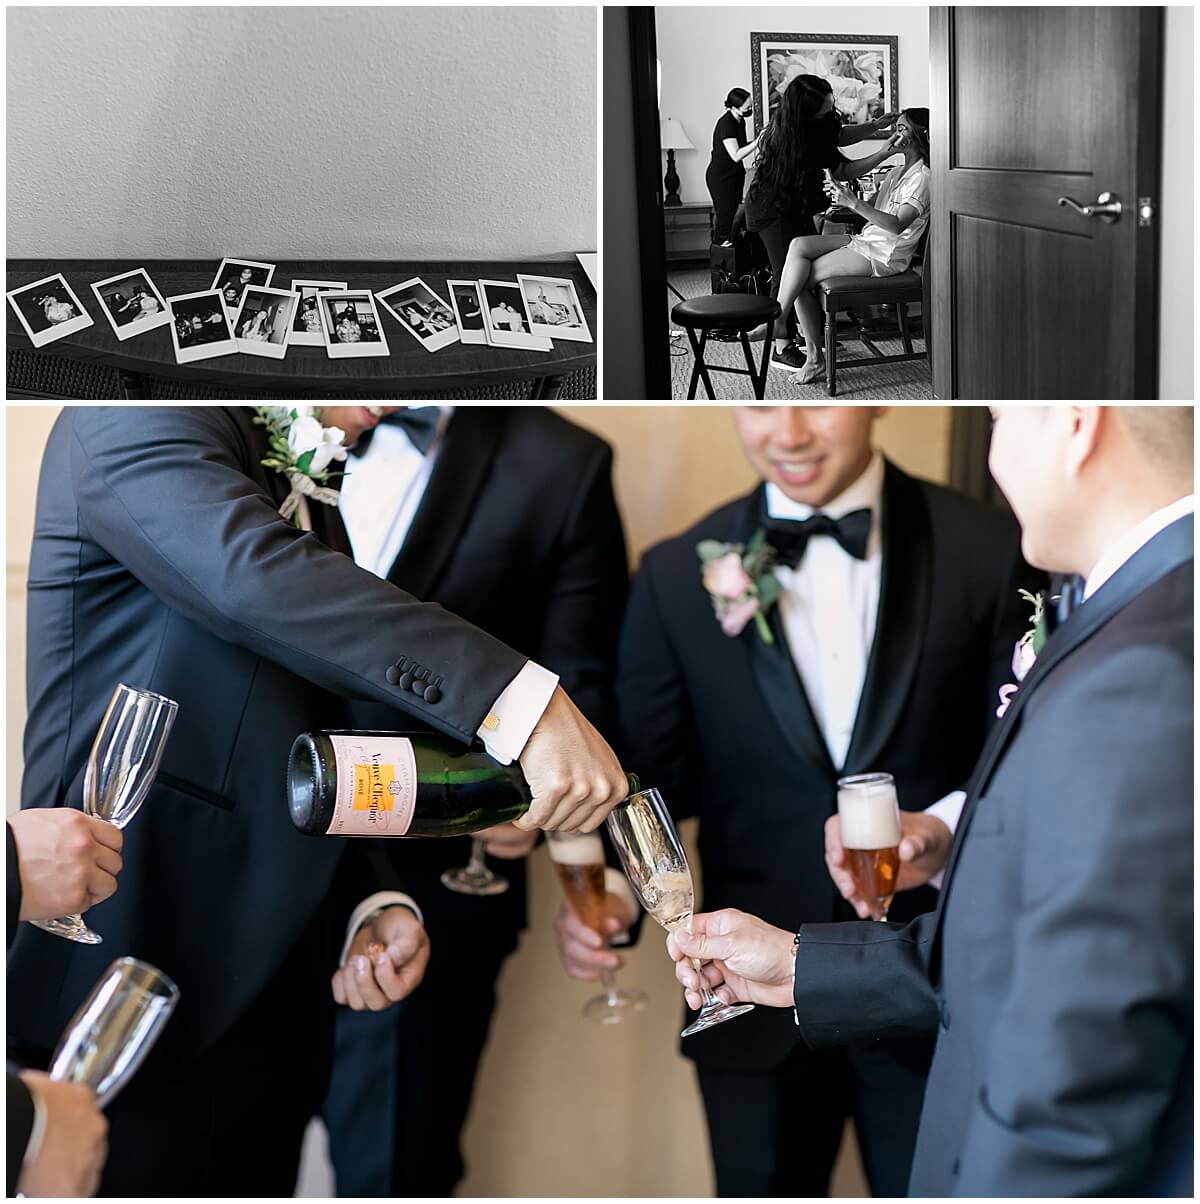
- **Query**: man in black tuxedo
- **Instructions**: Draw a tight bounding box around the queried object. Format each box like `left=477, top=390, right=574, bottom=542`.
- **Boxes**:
left=318, top=405, right=629, bottom=1196
left=6, top=406, right=628, bottom=1197
left=670, top=406, right=1193, bottom=1196
left=565, top=406, right=1037, bottom=1197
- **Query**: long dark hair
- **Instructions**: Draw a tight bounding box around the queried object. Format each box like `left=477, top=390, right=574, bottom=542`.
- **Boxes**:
left=748, top=74, right=836, bottom=212
left=901, top=107, right=930, bottom=165
left=724, top=87, right=750, bottom=111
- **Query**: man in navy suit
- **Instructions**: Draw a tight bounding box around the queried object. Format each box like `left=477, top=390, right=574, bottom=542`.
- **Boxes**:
left=670, top=405, right=1193, bottom=1196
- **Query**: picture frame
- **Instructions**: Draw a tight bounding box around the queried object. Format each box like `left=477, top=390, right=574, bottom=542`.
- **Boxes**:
left=90, top=268, right=170, bottom=341
left=478, top=279, right=552, bottom=352
left=166, top=288, right=237, bottom=363
left=446, top=279, right=489, bottom=346
left=7, top=273, right=94, bottom=347
left=516, top=274, right=593, bottom=343
left=318, top=290, right=390, bottom=359
left=233, top=285, right=298, bottom=359
left=210, top=257, right=277, bottom=315
left=750, top=33, right=899, bottom=132
left=376, top=278, right=460, bottom=353
left=288, top=279, right=347, bottom=346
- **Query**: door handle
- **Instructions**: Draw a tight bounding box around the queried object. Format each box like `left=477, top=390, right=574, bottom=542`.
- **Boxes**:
left=1056, top=191, right=1123, bottom=224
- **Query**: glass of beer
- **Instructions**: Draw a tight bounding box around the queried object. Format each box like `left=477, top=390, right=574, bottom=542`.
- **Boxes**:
left=547, top=830, right=647, bottom=1024
left=836, top=772, right=902, bottom=920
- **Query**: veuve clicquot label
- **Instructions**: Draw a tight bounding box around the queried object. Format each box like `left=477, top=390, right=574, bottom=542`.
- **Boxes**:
left=325, top=733, right=418, bottom=836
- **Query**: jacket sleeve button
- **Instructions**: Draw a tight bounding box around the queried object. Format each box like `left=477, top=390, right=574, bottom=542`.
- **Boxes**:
left=385, top=665, right=401, bottom=685
left=423, top=685, right=442, bottom=704
left=398, top=671, right=414, bottom=691
left=409, top=676, right=425, bottom=695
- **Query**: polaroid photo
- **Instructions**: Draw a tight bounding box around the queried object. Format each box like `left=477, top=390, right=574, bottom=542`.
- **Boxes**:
left=318, top=290, right=390, bottom=359
left=233, top=286, right=299, bottom=359
left=7, top=273, right=94, bottom=347
left=90, top=268, right=170, bottom=341
left=210, top=258, right=277, bottom=315
left=517, top=274, right=593, bottom=343
left=478, top=280, right=552, bottom=351
left=446, top=279, right=489, bottom=346
left=166, top=289, right=237, bottom=363
left=376, top=278, right=460, bottom=353
left=289, top=279, right=347, bottom=346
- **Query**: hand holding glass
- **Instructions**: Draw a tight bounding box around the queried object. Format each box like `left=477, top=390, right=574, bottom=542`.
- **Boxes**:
left=605, top=787, right=753, bottom=1037
left=31, top=683, right=178, bottom=945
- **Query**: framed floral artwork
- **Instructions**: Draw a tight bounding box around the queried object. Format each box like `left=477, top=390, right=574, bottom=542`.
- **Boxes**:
left=750, top=33, right=899, bottom=131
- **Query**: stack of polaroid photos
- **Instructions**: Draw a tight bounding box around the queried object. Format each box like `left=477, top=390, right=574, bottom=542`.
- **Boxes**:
left=445, top=274, right=593, bottom=352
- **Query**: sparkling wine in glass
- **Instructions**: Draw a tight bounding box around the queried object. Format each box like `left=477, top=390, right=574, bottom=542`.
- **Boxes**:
left=837, top=772, right=902, bottom=920
left=441, top=834, right=509, bottom=897
left=31, top=682, right=178, bottom=945
left=547, top=830, right=648, bottom=1025
left=606, top=787, right=754, bottom=1038
left=49, top=957, right=179, bottom=1108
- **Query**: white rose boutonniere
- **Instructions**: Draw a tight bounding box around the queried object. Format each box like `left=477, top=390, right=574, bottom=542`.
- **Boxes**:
left=253, top=406, right=348, bottom=529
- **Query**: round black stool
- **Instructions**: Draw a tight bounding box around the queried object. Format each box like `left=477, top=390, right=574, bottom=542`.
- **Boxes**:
left=670, top=294, right=781, bottom=399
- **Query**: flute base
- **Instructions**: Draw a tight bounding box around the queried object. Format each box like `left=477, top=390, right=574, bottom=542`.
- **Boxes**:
left=584, top=986, right=648, bottom=1026
left=29, top=913, right=103, bottom=945
left=440, top=866, right=510, bottom=897
left=681, top=1000, right=754, bottom=1037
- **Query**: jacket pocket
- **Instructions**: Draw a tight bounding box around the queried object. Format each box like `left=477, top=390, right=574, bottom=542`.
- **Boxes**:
left=155, top=771, right=238, bottom=813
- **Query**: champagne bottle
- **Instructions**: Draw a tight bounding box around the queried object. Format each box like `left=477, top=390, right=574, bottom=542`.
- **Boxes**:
left=287, top=730, right=638, bottom=839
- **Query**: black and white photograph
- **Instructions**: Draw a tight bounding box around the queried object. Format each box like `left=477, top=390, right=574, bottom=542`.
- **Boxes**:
left=377, top=278, right=461, bottom=352
left=166, top=288, right=236, bottom=363
left=234, top=286, right=298, bottom=358
left=447, top=279, right=489, bottom=345
left=90, top=268, right=170, bottom=340
left=289, top=279, right=346, bottom=346
left=479, top=279, right=552, bottom=351
left=6, top=273, right=94, bottom=347
left=210, top=257, right=277, bottom=315
left=517, top=274, right=593, bottom=342
left=318, top=290, right=390, bottom=358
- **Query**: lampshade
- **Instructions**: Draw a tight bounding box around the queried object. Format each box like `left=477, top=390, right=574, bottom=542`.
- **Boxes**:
left=660, top=117, right=694, bottom=151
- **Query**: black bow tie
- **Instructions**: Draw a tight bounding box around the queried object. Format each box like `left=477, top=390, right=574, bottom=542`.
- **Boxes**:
left=349, top=407, right=441, bottom=457
left=763, top=507, right=872, bottom=567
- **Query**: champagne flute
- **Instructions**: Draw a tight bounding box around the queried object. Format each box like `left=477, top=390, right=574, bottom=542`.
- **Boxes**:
left=441, top=835, right=509, bottom=896
left=546, top=830, right=648, bottom=1025
left=31, top=683, right=178, bottom=944
left=49, top=957, right=180, bottom=1108
left=606, top=787, right=754, bottom=1037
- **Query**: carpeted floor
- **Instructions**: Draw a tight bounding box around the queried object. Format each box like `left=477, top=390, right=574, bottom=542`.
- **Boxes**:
left=668, top=268, right=933, bottom=400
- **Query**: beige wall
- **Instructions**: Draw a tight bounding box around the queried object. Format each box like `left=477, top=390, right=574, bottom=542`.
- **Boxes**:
left=5, top=404, right=950, bottom=1197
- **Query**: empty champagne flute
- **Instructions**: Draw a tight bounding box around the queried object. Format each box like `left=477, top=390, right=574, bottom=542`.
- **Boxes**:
left=31, top=682, right=178, bottom=944
left=49, top=957, right=180, bottom=1108
left=547, top=829, right=648, bottom=1024
left=606, top=787, right=754, bottom=1037
left=441, top=834, right=509, bottom=896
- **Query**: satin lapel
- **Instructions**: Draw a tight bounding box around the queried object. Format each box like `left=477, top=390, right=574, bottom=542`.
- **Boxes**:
left=936, top=513, right=1195, bottom=903
left=385, top=409, right=506, bottom=599
left=739, top=486, right=836, bottom=775
left=842, top=461, right=931, bottom=776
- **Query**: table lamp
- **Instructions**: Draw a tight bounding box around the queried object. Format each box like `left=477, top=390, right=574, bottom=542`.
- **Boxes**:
left=660, top=117, right=694, bottom=208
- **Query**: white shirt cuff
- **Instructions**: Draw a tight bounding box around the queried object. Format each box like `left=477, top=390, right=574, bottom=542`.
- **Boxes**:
left=22, top=1080, right=48, bottom=1167
left=339, top=891, right=424, bottom=966
left=925, top=790, right=966, bottom=890
left=477, top=661, right=560, bottom=765
left=605, top=867, right=639, bottom=945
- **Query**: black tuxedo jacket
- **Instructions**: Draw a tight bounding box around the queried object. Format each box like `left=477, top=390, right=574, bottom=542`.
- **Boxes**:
left=348, top=406, right=629, bottom=940
left=617, top=461, right=1039, bottom=1071
left=7, top=827, right=33, bottom=1197
left=793, top=515, right=1193, bottom=1195
left=7, top=406, right=530, bottom=1073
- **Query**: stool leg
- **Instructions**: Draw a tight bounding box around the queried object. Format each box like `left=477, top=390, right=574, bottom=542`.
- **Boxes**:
left=685, top=326, right=718, bottom=400
left=683, top=326, right=703, bottom=399
left=755, top=317, right=776, bottom=398
left=897, top=302, right=913, bottom=355
left=736, top=330, right=760, bottom=400
left=825, top=306, right=837, bottom=398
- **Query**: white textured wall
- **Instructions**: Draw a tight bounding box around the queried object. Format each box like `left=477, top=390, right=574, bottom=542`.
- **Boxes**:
left=655, top=6, right=930, bottom=205
left=6, top=7, right=596, bottom=260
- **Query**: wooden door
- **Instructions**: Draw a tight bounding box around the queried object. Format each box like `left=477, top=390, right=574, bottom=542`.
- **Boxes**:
left=930, top=7, right=1162, bottom=399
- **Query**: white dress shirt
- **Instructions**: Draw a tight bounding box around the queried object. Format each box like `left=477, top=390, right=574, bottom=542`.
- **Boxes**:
left=766, top=451, right=885, bottom=770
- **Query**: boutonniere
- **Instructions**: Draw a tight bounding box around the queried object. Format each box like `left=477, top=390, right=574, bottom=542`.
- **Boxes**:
left=253, top=406, right=348, bottom=529
left=697, top=530, right=782, bottom=644
left=996, top=588, right=1049, bottom=718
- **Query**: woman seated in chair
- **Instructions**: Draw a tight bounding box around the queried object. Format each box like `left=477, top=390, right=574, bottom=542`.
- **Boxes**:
left=775, top=107, right=930, bottom=385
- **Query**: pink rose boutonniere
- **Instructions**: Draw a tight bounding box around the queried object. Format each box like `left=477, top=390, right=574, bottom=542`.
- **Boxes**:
left=997, top=588, right=1049, bottom=718
left=697, top=531, right=782, bottom=644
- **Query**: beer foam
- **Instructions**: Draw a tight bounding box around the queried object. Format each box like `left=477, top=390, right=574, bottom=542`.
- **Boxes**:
left=547, top=832, right=604, bottom=865
left=838, top=783, right=901, bottom=849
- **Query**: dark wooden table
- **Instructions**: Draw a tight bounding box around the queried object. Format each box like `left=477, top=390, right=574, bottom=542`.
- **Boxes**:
left=6, top=259, right=596, bottom=399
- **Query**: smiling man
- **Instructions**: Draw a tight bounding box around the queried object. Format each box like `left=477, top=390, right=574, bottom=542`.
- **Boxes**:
left=561, top=405, right=1038, bottom=1197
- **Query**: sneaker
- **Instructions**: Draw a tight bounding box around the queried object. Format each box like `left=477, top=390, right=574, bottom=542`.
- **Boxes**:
left=769, top=344, right=807, bottom=372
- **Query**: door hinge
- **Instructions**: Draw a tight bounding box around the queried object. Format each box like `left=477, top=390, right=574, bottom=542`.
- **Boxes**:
left=1138, top=197, right=1154, bottom=227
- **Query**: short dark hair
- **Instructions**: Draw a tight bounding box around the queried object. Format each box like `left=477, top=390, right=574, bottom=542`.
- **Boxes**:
left=725, top=88, right=750, bottom=110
